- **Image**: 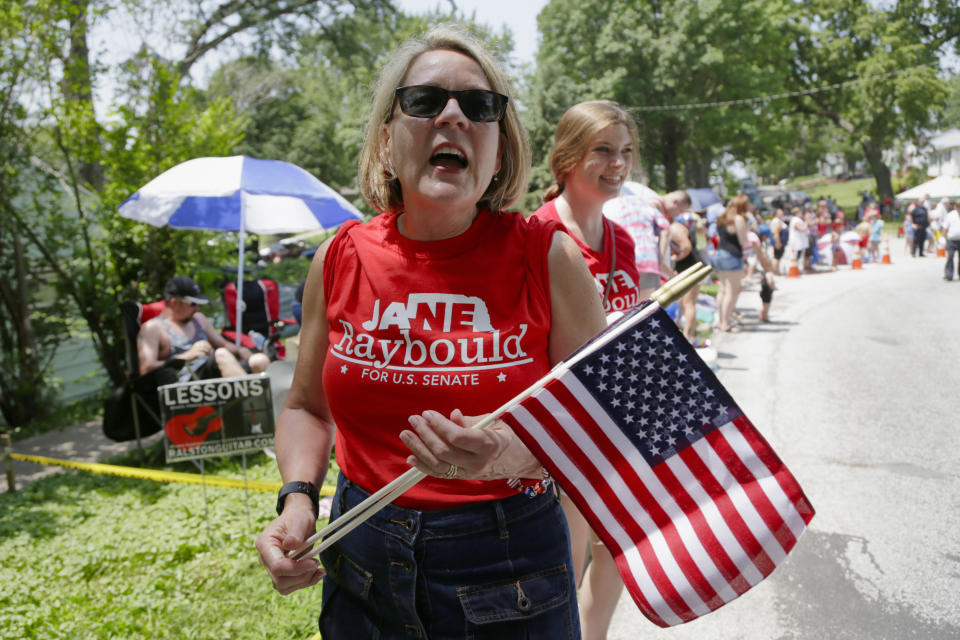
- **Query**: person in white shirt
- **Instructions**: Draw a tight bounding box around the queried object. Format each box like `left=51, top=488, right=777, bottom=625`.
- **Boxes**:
left=930, top=197, right=949, bottom=253
left=787, top=206, right=810, bottom=270
left=941, top=200, right=960, bottom=281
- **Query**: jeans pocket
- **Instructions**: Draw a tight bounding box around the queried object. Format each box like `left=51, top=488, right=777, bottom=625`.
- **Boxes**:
left=458, top=565, right=574, bottom=640
left=319, top=546, right=380, bottom=639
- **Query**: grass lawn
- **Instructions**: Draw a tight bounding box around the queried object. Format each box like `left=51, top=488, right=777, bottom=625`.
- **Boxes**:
left=0, top=447, right=338, bottom=640
left=783, top=175, right=877, bottom=214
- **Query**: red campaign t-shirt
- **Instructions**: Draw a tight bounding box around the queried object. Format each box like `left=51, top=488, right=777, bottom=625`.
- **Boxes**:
left=322, top=210, right=559, bottom=509
left=532, top=200, right=643, bottom=314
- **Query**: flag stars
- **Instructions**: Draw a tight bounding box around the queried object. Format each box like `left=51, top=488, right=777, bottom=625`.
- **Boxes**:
left=570, top=309, right=744, bottom=465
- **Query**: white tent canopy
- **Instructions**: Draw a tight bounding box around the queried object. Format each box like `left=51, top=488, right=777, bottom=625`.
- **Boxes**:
left=894, top=175, right=960, bottom=202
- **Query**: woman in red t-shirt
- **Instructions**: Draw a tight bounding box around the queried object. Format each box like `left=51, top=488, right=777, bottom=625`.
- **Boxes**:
left=531, top=100, right=641, bottom=640
left=256, top=26, right=605, bottom=639
left=532, top=101, right=643, bottom=319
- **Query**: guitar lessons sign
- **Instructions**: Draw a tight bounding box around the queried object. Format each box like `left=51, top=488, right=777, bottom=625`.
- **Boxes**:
left=159, top=374, right=275, bottom=463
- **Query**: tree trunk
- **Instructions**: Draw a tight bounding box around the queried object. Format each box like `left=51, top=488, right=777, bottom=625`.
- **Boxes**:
left=61, top=0, right=104, bottom=190
left=862, top=139, right=893, bottom=201
left=0, top=226, right=41, bottom=426
left=684, top=155, right=712, bottom=188
left=662, top=116, right=683, bottom=191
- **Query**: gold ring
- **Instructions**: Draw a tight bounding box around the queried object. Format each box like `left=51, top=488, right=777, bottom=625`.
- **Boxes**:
left=443, top=463, right=458, bottom=479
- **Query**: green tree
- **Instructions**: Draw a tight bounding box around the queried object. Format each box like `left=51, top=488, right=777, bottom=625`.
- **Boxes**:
left=784, top=0, right=954, bottom=201
left=1, top=0, right=392, bottom=427
left=527, top=0, right=792, bottom=193
left=0, top=0, right=79, bottom=427
left=943, top=73, right=960, bottom=129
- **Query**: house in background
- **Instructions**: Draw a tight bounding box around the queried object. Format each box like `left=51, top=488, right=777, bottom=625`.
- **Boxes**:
left=927, top=129, right=960, bottom=177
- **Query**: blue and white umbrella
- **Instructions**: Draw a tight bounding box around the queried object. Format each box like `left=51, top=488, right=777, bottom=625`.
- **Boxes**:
left=119, top=155, right=364, bottom=343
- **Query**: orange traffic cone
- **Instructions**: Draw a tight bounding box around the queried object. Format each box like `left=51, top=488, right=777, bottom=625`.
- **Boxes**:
left=937, top=237, right=946, bottom=257
left=881, top=238, right=892, bottom=264
left=851, top=245, right=863, bottom=270
left=787, top=252, right=800, bottom=278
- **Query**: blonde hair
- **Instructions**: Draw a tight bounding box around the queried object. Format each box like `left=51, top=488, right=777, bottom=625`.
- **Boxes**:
left=544, top=100, right=638, bottom=201
left=356, top=24, right=530, bottom=213
left=718, top=193, right=750, bottom=227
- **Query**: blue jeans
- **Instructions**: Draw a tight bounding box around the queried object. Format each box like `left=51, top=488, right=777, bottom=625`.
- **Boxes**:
left=711, top=248, right=744, bottom=271
left=945, top=239, right=960, bottom=280
left=319, top=474, right=580, bottom=640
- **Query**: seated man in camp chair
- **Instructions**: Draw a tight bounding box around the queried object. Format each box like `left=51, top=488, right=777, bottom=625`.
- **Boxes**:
left=138, top=276, right=270, bottom=381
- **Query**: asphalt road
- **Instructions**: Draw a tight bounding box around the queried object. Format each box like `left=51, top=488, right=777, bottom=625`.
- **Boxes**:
left=608, top=237, right=960, bottom=640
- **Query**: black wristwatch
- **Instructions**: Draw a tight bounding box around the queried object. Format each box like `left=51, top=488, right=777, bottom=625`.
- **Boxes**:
left=276, top=481, right=319, bottom=518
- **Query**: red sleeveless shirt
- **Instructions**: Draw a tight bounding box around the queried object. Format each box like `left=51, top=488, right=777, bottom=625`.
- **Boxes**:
left=533, top=200, right=643, bottom=314
left=322, top=210, right=560, bottom=508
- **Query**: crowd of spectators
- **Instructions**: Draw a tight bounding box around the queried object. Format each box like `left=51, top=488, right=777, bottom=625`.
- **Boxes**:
left=622, top=188, right=942, bottom=342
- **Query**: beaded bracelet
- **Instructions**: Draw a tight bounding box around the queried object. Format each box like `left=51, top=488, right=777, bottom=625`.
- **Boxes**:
left=507, top=468, right=553, bottom=498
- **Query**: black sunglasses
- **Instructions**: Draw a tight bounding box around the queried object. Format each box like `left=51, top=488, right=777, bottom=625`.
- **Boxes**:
left=394, top=85, right=508, bottom=123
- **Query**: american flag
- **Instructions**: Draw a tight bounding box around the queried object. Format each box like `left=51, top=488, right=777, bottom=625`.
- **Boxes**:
left=502, top=305, right=814, bottom=627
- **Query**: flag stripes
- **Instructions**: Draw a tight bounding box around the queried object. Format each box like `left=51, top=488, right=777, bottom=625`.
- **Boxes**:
left=504, top=347, right=813, bottom=627
left=506, top=402, right=682, bottom=627
left=546, top=377, right=736, bottom=607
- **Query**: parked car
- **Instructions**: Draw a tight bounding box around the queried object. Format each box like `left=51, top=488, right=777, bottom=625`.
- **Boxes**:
left=788, top=191, right=812, bottom=207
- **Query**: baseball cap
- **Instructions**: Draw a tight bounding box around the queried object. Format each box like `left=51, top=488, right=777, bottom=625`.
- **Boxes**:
left=164, top=276, right=210, bottom=305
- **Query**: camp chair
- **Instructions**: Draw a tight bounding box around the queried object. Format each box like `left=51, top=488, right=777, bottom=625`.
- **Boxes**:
left=101, top=300, right=184, bottom=447
left=221, top=279, right=297, bottom=360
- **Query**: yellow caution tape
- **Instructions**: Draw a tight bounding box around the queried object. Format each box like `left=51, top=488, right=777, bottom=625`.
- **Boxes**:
left=9, top=452, right=336, bottom=496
